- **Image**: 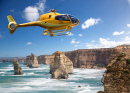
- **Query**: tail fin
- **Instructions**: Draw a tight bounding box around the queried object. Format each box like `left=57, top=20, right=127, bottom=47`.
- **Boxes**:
left=7, top=15, right=18, bottom=34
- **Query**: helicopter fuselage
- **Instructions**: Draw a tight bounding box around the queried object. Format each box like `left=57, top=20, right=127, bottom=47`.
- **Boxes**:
left=7, top=12, right=80, bottom=36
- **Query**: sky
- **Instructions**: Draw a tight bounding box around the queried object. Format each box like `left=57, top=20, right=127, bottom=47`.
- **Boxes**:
left=0, top=0, right=130, bottom=57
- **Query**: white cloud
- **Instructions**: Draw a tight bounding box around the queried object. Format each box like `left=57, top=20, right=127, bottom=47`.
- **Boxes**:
left=113, top=31, right=125, bottom=35
left=74, top=45, right=79, bottom=47
left=23, top=6, right=39, bottom=22
left=71, top=38, right=80, bottom=44
left=107, top=38, right=110, bottom=40
left=71, top=38, right=75, bottom=44
left=99, top=38, right=117, bottom=48
left=127, top=31, right=130, bottom=34
left=76, top=41, right=80, bottom=44
left=124, top=36, right=130, bottom=41
left=0, top=35, right=3, bottom=38
left=127, top=24, right=130, bottom=27
left=66, top=32, right=74, bottom=36
left=74, top=43, right=83, bottom=47
left=61, top=39, right=63, bottom=41
left=36, top=0, right=46, bottom=13
left=92, top=40, right=95, bottom=43
left=86, top=37, right=130, bottom=49
left=10, top=9, right=14, bottom=12
left=27, top=42, right=32, bottom=45
left=82, top=18, right=102, bottom=29
left=128, top=0, right=130, bottom=4
left=23, top=0, right=46, bottom=21
left=79, top=34, right=83, bottom=36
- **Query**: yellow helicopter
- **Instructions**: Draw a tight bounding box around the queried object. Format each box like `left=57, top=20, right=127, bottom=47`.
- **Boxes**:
left=7, top=9, right=80, bottom=37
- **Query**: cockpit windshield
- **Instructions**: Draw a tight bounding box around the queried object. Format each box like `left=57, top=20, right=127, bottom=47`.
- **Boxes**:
left=68, top=15, right=79, bottom=25
left=55, top=15, right=70, bottom=21
left=55, top=14, right=79, bottom=25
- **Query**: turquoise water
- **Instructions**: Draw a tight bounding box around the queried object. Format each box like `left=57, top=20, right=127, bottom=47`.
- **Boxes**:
left=0, top=62, right=105, bottom=93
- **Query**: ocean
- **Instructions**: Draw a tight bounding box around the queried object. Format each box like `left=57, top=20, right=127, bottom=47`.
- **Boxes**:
left=0, top=62, right=105, bottom=93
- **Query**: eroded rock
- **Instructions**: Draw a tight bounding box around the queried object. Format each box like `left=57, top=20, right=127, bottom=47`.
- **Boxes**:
left=24, top=53, right=39, bottom=68
left=13, top=60, right=23, bottom=75
left=50, top=51, right=73, bottom=79
left=98, top=48, right=130, bottom=93
left=52, top=68, right=68, bottom=79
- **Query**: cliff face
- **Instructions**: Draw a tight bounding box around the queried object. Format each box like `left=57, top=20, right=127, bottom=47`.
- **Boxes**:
left=100, top=49, right=130, bottom=93
left=50, top=51, right=73, bottom=79
left=65, top=48, right=119, bottom=68
left=13, top=60, right=23, bottom=75
left=35, top=45, right=130, bottom=69
left=24, top=53, right=39, bottom=68
left=37, top=55, right=53, bottom=64
left=65, top=45, right=130, bottom=68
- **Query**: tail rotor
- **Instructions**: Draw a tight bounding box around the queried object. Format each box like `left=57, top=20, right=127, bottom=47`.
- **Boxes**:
left=7, top=15, right=18, bottom=34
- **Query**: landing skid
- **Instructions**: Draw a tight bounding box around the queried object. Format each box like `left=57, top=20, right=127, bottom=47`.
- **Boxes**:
left=43, top=27, right=72, bottom=37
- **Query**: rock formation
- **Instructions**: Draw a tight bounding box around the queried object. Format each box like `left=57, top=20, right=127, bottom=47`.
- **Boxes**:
left=65, top=45, right=130, bottom=68
left=38, top=55, right=53, bottom=64
left=98, top=49, right=130, bottom=93
left=33, top=45, right=130, bottom=69
left=24, top=53, right=39, bottom=68
left=50, top=51, right=73, bottom=79
left=13, top=60, right=23, bottom=75
left=24, top=56, right=30, bottom=65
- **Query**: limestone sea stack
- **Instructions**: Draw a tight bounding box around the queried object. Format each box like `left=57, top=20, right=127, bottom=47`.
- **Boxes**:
left=98, top=49, right=130, bottom=93
left=13, top=60, right=23, bottom=75
left=50, top=51, right=73, bottom=79
left=24, top=53, right=39, bottom=68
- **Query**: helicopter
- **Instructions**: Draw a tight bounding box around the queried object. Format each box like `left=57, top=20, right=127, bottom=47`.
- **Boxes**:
left=7, top=9, right=80, bottom=37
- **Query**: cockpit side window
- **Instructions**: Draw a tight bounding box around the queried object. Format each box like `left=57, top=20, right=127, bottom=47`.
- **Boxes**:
left=49, top=15, right=51, bottom=18
left=55, top=15, right=70, bottom=21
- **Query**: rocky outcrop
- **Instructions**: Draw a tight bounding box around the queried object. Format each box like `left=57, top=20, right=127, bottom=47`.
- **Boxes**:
left=52, top=68, right=68, bottom=79
left=13, top=60, right=23, bottom=75
left=65, top=45, right=130, bottom=68
left=50, top=51, right=73, bottom=79
left=24, top=56, right=30, bottom=65
left=98, top=49, right=130, bottom=93
left=38, top=55, right=53, bottom=64
left=24, top=53, right=39, bottom=68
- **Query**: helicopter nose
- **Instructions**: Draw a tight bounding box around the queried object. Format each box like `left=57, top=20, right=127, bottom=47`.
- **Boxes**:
left=78, top=19, right=80, bottom=25
left=71, top=18, right=79, bottom=25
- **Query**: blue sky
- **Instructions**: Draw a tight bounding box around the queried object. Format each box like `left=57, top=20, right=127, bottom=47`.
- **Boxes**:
left=0, top=0, right=130, bottom=57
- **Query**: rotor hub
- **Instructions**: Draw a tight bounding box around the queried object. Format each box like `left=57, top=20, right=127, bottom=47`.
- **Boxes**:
left=49, top=9, right=56, bottom=13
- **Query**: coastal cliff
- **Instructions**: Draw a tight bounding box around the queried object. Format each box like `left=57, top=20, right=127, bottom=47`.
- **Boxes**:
left=37, top=55, right=53, bottom=64
left=34, top=45, right=130, bottom=69
left=24, top=53, right=39, bottom=68
left=50, top=51, right=73, bottom=79
left=98, top=48, right=130, bottom=93
left=65, top=45, right=130, bottom=68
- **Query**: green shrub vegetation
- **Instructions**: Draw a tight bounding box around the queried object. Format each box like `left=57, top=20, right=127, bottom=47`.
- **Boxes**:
left=94, top=64, right=105, bottom=68
left=126, top=59, right=130, bottom=64
left=117, top=53, right=126, bottom=57
left=107, top=66, right=111, bottom=68
left=124, top=70, right=129, bottom=73
left=116, top=57, right=121, bottom=61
